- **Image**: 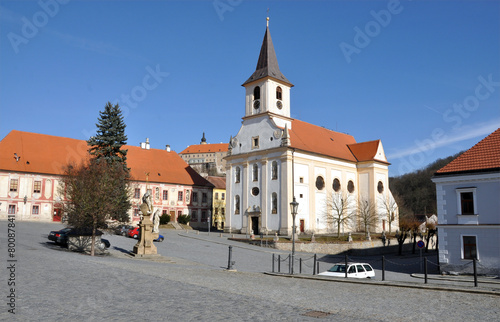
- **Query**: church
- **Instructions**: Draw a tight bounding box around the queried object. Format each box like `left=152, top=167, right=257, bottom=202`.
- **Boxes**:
left=225, top=20, right=398, bottom=236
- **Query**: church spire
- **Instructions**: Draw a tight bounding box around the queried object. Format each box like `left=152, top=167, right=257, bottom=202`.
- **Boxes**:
left=242, top=18, right=293, bottom=87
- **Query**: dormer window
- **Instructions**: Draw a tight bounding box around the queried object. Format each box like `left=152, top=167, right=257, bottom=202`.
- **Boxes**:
left=276, top=86, right=282, bottom=100
left=254, top=86, right=261, bottom=100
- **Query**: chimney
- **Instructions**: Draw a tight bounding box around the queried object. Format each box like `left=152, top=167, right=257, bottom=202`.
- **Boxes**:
left=140, top=138, right=150, bottom=150
left=166, top=145, right=171, bottom=152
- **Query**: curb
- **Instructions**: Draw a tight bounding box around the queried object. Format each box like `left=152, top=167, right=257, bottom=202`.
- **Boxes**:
left=264, top=272, right=500, bottom=296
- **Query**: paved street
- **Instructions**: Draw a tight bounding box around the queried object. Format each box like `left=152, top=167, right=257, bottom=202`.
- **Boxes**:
left=1, top=221, right=499, bottom=321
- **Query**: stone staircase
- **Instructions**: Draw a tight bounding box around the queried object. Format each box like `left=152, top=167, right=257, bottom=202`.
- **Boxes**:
left=171, top=222, right=183, bottom=230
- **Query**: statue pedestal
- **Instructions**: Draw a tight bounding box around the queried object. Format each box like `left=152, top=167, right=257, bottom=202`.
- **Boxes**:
left=133, top=216, right=158, bottom=257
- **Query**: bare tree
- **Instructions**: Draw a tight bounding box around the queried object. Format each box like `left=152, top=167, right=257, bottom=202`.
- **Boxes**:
left=378, top=192, right=398, bottom=234
left=357, top=197, right=378, bottom=238
left=324, top=192, right=356, bottom=238
left=60, top=160, right=131, bottom=256
left=396, top=215, right=413, bottom=256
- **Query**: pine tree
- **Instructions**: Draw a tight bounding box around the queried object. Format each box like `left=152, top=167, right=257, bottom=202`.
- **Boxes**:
left=87, top=102, right=128, bottom=169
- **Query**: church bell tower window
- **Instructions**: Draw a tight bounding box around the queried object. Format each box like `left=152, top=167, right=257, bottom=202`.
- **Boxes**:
left=254, top=86, right=260, bottom=100
left=276, top=86, right=282, bottom=100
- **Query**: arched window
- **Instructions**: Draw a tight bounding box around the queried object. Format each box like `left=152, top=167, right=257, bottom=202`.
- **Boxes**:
left=235, top=167, right=240, bottom=183
left=333, top=178, right=341, bottom=192
left=348, top=180, right=355, bottom=193
left=272, top=192, right=278, bottom=214
left=276, top=86, right=282, bottom=100
left=377, top=181, right=384, bottom=194
left=253, top=86, right=260, bottom=100
left=316, top=176, right=325, bottom=190
left=271, top=161, right=278, bottom=180
left=235, top=195, right=240, bottom=214
left=253, top=164, right=258, bottom=182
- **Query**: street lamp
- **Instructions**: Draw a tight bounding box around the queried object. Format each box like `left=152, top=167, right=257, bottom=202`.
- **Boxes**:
left=289, top=197, right=299, bottom=275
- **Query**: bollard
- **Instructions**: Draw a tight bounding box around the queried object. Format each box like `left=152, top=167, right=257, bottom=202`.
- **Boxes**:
left=345, top=254, right=348, bottom=278
left=424, top=258, right=428, bottom=284
left=289, top=256, right=292, bottom=274
left=382, top=256, right=385, bottom=281
left=313, top=254, right=317, bottom=275
left=227, top=245, right=235, bottom=270
left=272, top=254, right=275, bottom=273
left=317, top=261, right=319, bottom=274
left=473, top=258, right=478, bottom=287
left=299, top=258, right=302, bottom=274
left=278, top=255, right=281, bottom=273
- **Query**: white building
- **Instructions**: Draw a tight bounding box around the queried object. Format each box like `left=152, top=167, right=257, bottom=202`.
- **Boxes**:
left=432, top=128, right=500, bottom=275
left=225, top=21, right=398, bottom=236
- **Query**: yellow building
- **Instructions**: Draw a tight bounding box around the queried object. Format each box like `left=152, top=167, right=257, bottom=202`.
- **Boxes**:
left=206, top=176, right=226, bottom=230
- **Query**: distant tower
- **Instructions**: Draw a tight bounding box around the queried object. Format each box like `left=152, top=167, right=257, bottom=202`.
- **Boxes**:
left=201, top=132, right=207, bottom=145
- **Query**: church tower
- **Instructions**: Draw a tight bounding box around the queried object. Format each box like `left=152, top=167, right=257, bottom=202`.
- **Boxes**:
left=242, top=18, right=293, bottom=120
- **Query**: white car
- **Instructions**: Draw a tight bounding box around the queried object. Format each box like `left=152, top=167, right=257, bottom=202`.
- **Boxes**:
left=318, top=263, right=375, bottom=279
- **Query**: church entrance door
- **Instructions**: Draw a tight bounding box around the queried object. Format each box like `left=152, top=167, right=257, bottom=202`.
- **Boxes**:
left=251, top=216, right=259, bottom=235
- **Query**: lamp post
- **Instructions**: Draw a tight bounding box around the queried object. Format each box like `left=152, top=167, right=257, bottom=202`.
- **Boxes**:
left=290, top=196, right=299, bottom=275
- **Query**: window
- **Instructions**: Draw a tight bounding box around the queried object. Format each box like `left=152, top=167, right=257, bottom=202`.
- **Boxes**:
left=221, top=193, right=225, bottom=200
left=272, top=192, right=277, bottom=214
left=10, top=179, right=18, bottom=192
left=377, top=181, right=384, bottom=194
left=235, top=195, right=240, bottom=214
left=163, top=190, right=168, bottom=200
left=201, top=211, right=207, bottom=222
left=222, top=208, right=225, bottom=217
left=271, top=161, right=278, bottom=180
left=253, top=86, right=260, bottom=100
left=315, top=176, right=325, bottom=190
left=202, top=193, right=207, bottom=203
left=299, top=177, right=304, bottom=184
left=333, top=178, right=341, bottom=192
left=191, top=211, right=197, bottom=222
left=276, top=86, right=282, bottom=100
left=32, top=205, right=39, bottom=215
left=8, top=205, right=16, bottom=214
left=252, top=187, right=260, bottom=196
left=235, top=167, right=241, bottom=183
left=192, top=192, right=198, bottom=202
left=463, top=236, right=477, bottom=259
left=252, top=136, right=259, bottom=149
left=347, top=180, right=355, bottom=193
left=178, top=191, right=183, bottom=201
left=134, top=188, right=141, bottom=199
left=178, top=210, right=182, bottom=219
left=253, top=164, right=259, bottom=181
left=134, top=208, right=140, bottom=217
left=33, top=181, right=41, bottom=194
left=460, top=192, right=474, bottom=215
left=215, top=192, right=219, bottom=200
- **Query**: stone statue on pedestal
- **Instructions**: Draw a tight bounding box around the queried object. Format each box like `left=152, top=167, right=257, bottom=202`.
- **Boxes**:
left=132, top=192, right=160, bottom=257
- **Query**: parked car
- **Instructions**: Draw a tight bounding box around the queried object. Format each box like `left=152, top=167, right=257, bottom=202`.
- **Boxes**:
left=318, top=263, right=375, bottom=279
left=48, top=228, right=72, bottom=245
left=116, top=224, right=134, bottom=236
left=128, top=227, right=140, bottom=239
left=128, top=227, right=164, bottom=242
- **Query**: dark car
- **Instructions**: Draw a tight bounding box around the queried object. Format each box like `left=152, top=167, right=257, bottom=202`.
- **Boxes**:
left=116, top=224, right=134, bottom=236
left=48, top=228, right=72, bottom=245
left=100, top=238, right=111, bottom=249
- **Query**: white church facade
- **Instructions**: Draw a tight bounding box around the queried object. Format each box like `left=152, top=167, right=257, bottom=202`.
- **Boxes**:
left=225, top=21, right=398, bottom=236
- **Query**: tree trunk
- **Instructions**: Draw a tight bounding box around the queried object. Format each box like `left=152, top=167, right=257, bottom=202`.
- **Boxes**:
left=90, top=220, right=96, bottom=257
left=412, top=234, right=417, bottom=254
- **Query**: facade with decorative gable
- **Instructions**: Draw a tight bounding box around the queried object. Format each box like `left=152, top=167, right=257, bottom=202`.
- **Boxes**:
left=225, top=21, right=398, bottom=236
left=0, top=130, right=213, bottom=228
left=432, top=128, right=500, bottom=275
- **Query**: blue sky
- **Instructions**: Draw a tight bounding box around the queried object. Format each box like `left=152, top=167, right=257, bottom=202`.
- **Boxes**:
left=1, top=0, right=499, bottom=177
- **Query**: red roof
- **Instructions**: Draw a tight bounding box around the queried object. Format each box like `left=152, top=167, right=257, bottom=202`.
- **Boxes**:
left=206, top=176, right=226, bottom=189
left=0, top=130, right=213, bottom=187
left=436, top=128, right=500, bottom=174
left=180, top=143, right=229, bottom=154
left=288, top=119, right=386, bottom=164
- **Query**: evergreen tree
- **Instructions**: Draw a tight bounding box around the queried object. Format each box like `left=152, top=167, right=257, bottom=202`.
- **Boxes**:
left=87, top=102, right=129, bottom=170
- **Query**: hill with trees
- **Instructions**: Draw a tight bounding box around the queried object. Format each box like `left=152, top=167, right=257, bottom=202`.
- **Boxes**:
left=389, top=152, right=463, bottom=217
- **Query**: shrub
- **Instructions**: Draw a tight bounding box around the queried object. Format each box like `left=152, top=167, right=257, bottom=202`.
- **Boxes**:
left=178, top=215, right=191, bottom=225
left=160, top=214, right=170, bottom=225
